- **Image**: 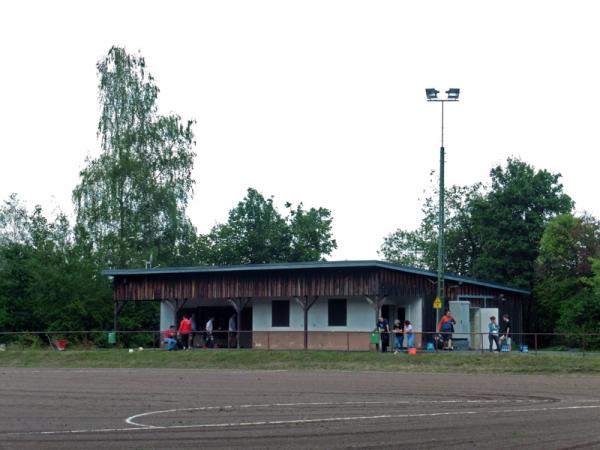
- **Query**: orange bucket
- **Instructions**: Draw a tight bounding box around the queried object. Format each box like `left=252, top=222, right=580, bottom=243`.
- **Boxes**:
left=408, top=347, right=417, bottom=355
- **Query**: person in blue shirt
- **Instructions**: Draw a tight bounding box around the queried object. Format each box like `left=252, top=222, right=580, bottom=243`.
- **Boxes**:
left=488, top=316, right=500, bottom=352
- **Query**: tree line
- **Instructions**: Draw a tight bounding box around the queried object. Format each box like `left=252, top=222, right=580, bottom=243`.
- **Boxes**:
left=0, top=47, right=336, bottom=334
left=1, top=46, right=598, bottom=338
left=379, top=158, right=600, bottom=336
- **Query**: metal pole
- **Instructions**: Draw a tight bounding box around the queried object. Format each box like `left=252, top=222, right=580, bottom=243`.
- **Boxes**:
left=481, top=332, right=484, bottom=354
left=436, top=101, right=445, bottom=325
left=113, top=301, right=119, bottom=345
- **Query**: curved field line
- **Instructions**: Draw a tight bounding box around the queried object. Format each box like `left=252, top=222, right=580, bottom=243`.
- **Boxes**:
left=125, top=398, right=545, bottom=427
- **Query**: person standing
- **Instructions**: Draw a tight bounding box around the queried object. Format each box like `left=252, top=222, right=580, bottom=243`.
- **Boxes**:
left=488, top=316, right=500, bottom=352
left=404, top=320, right=415, bottom=349
left=178, top=315, right=192, bottom=350
left=392, top=319, right=404, bottom=354
left=499, top=313, right=511, bottom=351
left=376, top=316, right=390, bottom=353
left=437, top=311, right=456, bottom=351
left=205, top=316, right=215, bottom=348
left=190, top=313, right=198, bottom=348
left=228, top=314, right=237, bottom=348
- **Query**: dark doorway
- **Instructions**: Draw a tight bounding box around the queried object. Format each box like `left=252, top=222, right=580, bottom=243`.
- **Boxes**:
left=382, top=305, right=391, bottom=322
left=397, top=307, right=406, bottom=324
left=180, top=305, right=253, bottom=349
left=240, top=306, right=253, bottom=348
left=180, top=306, right=233, bottom=348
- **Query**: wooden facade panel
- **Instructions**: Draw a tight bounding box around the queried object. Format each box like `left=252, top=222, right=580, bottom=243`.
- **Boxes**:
left=112, top=268, right=526, bottom=305
left=112, top=268, right=392, bottom=301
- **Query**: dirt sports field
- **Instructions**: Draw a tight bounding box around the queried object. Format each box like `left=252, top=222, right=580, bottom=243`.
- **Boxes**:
left=1, top=368, right=599, bottom=450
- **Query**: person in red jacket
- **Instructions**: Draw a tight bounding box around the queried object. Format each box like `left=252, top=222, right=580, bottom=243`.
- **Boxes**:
left=178, top=315, right=192, bottom=350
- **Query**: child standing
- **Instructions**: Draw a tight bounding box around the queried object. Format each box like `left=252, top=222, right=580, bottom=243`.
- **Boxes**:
left=404, top=320, right=415, bottom=349
left=392, top=319, right=404, bottom=354
left=488, top=316, right=500, bottom=352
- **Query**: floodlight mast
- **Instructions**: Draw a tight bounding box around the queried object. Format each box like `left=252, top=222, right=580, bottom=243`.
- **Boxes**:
left=425, top=88, right=460, bottom=324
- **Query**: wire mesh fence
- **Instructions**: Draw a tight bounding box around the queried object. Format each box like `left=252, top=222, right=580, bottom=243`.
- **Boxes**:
left=1, top=330, right=600, bottom=354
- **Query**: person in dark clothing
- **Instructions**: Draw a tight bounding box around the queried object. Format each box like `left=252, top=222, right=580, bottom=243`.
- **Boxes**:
left=376, top=316, right=390, bottom=353
left=499, top=314, right=511, bottom=351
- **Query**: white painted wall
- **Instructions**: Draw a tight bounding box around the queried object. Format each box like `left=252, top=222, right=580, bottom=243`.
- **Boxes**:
left=406, top=297, right=423, bottom=332
left=383, top=296, right=423, bottom=331
left=160, top=296, right=424, bottom=333
left=253, top=296, right=389, bottom=332
left=160, top=300, right=176, bottom=331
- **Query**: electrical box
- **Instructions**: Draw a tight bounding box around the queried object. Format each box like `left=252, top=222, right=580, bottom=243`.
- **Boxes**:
left=449, top=300, right=471, bottom=347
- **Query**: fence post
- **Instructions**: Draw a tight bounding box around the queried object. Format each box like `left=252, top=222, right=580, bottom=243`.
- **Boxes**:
left=534, top=333, right=538, bottom=355
left=480, top=332, right=484, bottom=354
left=267, top=331, right=270, bottom=351
left=346, top=332, right=350, bottom=352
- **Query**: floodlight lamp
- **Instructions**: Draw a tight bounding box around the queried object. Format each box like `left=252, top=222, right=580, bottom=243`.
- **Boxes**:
left=426, top=88, right=439, bottom=100
left=446, top=88, right=460, bottom=100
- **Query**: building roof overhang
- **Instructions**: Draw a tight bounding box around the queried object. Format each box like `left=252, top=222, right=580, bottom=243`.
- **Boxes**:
left=103, top=260, right=530, bottom=295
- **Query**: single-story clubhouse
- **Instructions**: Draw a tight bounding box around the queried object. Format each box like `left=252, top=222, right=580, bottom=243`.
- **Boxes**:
left=103, top=260, right=530, bottom=350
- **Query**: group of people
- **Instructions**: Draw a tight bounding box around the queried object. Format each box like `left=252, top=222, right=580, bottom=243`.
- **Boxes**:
left=163, top=313, right=238, bottom=350
left=488, top=314, right=511, bottom=352
left=375, top=316, right=415, bottom=353
left=375, top=310, right=512, bottom=353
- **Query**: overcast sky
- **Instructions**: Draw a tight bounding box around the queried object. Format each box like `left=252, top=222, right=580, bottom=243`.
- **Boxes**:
left=1, top=1, right=599, bottom=261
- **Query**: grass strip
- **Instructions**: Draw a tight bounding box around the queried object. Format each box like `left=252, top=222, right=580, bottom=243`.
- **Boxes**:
left=1, top=349, right=600, bottom=374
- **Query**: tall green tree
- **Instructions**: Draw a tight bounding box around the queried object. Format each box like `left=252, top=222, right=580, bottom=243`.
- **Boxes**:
left=208, top=188, right=337, bottom=264
left=534, top=214, right=600, bottom=335
left=380, top=158, right=572, bottom=289
left=287, top=202, right=337, bottom=262
left=469, top=158, right=573, bottom=288
left=73, top=47, right=196, bottom=269
left=379, top=183, right=482, bottom=273
left=0, top=196, right=112, bottom=334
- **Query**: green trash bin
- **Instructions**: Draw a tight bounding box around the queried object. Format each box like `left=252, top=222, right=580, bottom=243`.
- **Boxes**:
left=108, top=332, right=116, bottom=345
left=370, top=332, right=379, bottom=345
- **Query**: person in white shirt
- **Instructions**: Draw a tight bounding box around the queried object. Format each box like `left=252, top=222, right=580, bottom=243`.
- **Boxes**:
left=228, top=314, right=237, bottom=348
left=404, top=320, right=415, bottom=349
left=205, top=317, right=215, bottom=348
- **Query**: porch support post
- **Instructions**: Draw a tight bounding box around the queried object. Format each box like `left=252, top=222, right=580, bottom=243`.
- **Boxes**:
left=227, top=297, right=251, bottom=349
left=113, top=301, right=120, bottom=334
left=176, top=298, right=189, bottom=312
left=294, top=296, right=319, bottom=350
left=365, top=295, right=387, bottom=326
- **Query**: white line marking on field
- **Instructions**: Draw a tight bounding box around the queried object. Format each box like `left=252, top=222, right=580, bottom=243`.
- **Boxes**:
left=124, top=399, right=525, bottom=427
left=4, top=404, right=600, bottom=437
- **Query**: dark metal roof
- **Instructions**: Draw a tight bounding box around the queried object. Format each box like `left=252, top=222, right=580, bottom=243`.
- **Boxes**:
left=103, top=260, right=530, bottom=295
